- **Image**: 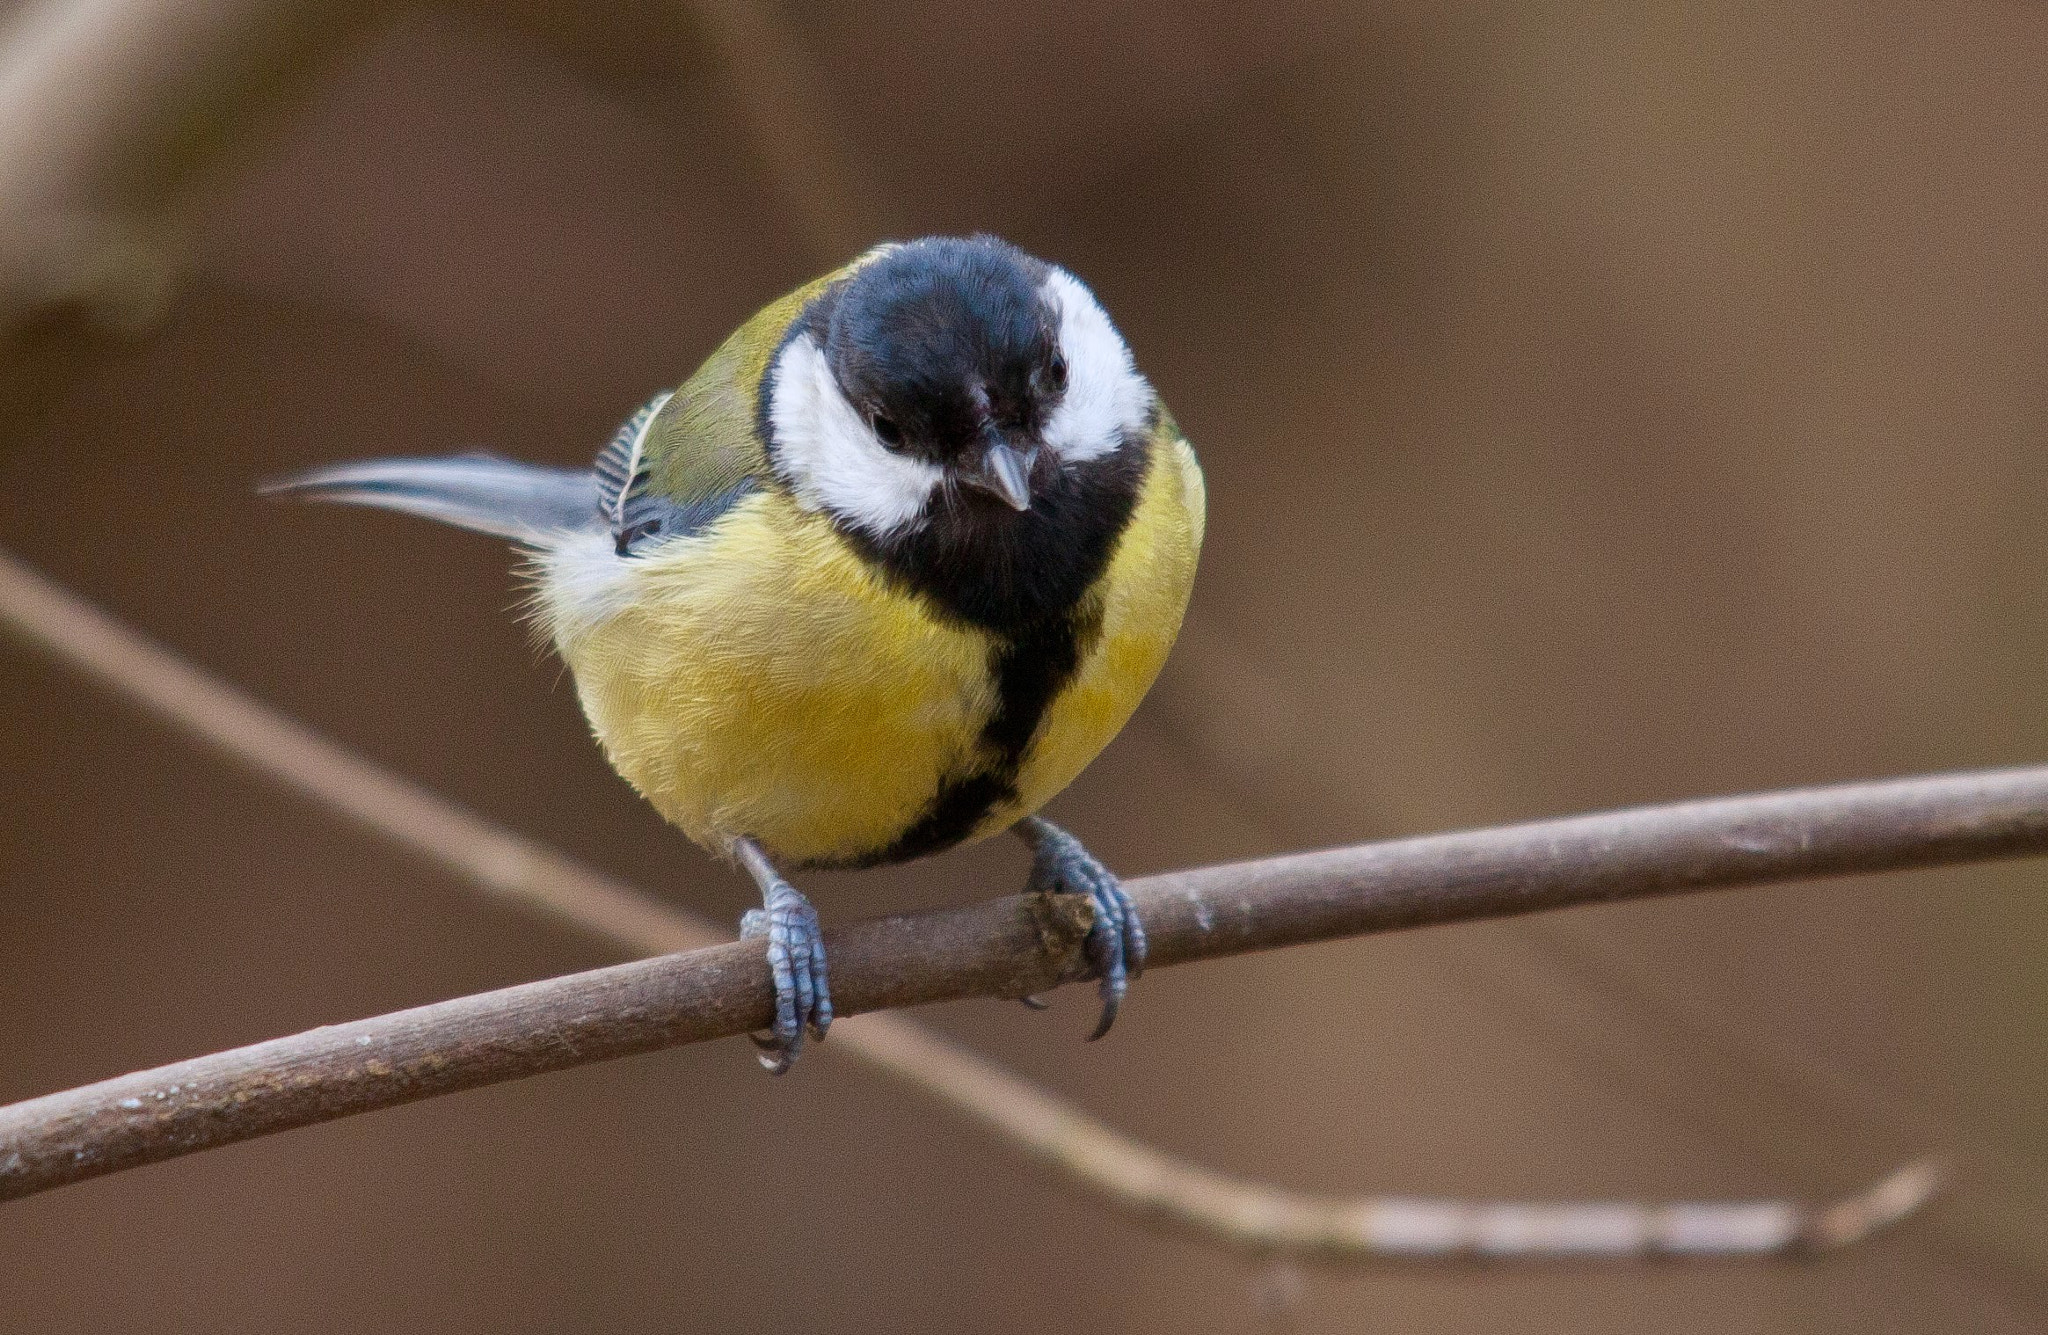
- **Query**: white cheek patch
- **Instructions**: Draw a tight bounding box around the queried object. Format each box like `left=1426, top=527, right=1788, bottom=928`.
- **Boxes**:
left=767, top=333, right=944, bottom=538
left=1039, top=268, right=1154, bottom=463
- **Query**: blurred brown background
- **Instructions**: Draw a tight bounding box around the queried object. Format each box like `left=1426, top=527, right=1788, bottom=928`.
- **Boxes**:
left=3, top=1, right=2047, bottom=1330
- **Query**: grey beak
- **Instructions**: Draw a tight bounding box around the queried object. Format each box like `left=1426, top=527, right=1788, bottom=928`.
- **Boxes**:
left=968, top=438, right=1035, bottom=511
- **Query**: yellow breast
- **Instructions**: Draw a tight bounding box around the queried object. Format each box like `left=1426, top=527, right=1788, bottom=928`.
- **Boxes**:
left=538, top=436, right=1203, bottom=868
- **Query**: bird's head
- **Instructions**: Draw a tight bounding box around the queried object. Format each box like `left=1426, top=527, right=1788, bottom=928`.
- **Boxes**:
left=764, top=235, right=1153, bottom=540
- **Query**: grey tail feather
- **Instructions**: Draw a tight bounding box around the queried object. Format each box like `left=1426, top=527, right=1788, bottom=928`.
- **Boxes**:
left=262, top=454, right=599, bottom=544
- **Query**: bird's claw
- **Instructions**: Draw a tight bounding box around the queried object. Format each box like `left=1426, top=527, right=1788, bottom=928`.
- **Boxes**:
left=1022, top=818, right=1145, bottom=1039
left=740, top=878, right=832, bottom=1074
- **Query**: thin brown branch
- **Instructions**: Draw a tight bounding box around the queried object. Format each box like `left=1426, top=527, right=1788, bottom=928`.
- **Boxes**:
left=0, top=550, right=1951, bottom=1253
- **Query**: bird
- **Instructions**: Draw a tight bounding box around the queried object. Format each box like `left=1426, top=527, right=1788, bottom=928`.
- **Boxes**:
left=268, top=234, right=1205, bottom=1072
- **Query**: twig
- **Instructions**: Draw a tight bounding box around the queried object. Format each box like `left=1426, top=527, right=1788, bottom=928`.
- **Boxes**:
left=0, top=549, right=1949, bottom=1251
left=0, top=0, right=368, bottom=329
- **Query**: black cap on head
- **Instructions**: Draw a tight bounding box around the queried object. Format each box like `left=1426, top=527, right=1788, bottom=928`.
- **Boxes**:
left=808, top=236, right=1068, bottom=473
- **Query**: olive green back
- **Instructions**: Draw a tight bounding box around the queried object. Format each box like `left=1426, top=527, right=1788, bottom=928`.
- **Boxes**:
left=642, top=268, right=846, bottom=506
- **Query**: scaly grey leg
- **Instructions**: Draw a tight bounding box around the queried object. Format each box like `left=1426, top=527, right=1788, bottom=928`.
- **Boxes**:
left=734, top=837, right=832, bottom=1074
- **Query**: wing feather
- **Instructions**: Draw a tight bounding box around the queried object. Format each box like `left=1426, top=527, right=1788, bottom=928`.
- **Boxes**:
left=593, top=390, right=677, bottom=553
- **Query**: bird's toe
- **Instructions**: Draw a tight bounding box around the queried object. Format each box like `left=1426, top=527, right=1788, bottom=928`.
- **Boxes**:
left=1021, top=818, right=1144, bottom=1040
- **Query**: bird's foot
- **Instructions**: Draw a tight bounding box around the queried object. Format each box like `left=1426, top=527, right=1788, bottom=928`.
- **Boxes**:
left=1017, top=816, right=1145, bottom=1039
left=735, top=841, right=832, bottom=1075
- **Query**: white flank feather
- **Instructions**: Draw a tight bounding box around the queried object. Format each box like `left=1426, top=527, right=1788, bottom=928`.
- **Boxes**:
left=533, top=526, right=646, bottom=644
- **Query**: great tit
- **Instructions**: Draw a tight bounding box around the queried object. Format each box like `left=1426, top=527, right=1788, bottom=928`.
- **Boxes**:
left=270, top=235, right=1205, bottom=1071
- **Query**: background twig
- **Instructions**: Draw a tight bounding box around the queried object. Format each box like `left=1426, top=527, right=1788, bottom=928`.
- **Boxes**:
left=0, top=0, right=366, bottom=329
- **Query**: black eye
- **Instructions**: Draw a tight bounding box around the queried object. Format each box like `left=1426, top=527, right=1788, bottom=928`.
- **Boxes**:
left=868, top=411, right=903, bottom=447
left=1043, top=354, right=1068, bottom=394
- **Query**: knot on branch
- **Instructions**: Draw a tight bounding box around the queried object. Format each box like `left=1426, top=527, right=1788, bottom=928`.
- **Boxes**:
left=1025, top=887, right=1097, bottom=988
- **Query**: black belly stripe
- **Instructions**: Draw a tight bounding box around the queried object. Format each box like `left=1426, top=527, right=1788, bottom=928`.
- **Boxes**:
left=875, top=772, right=1011, bottom=866
left=810, top=429, right=1150, bottom=868
left=869, top=603, right=1104, bottom=865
